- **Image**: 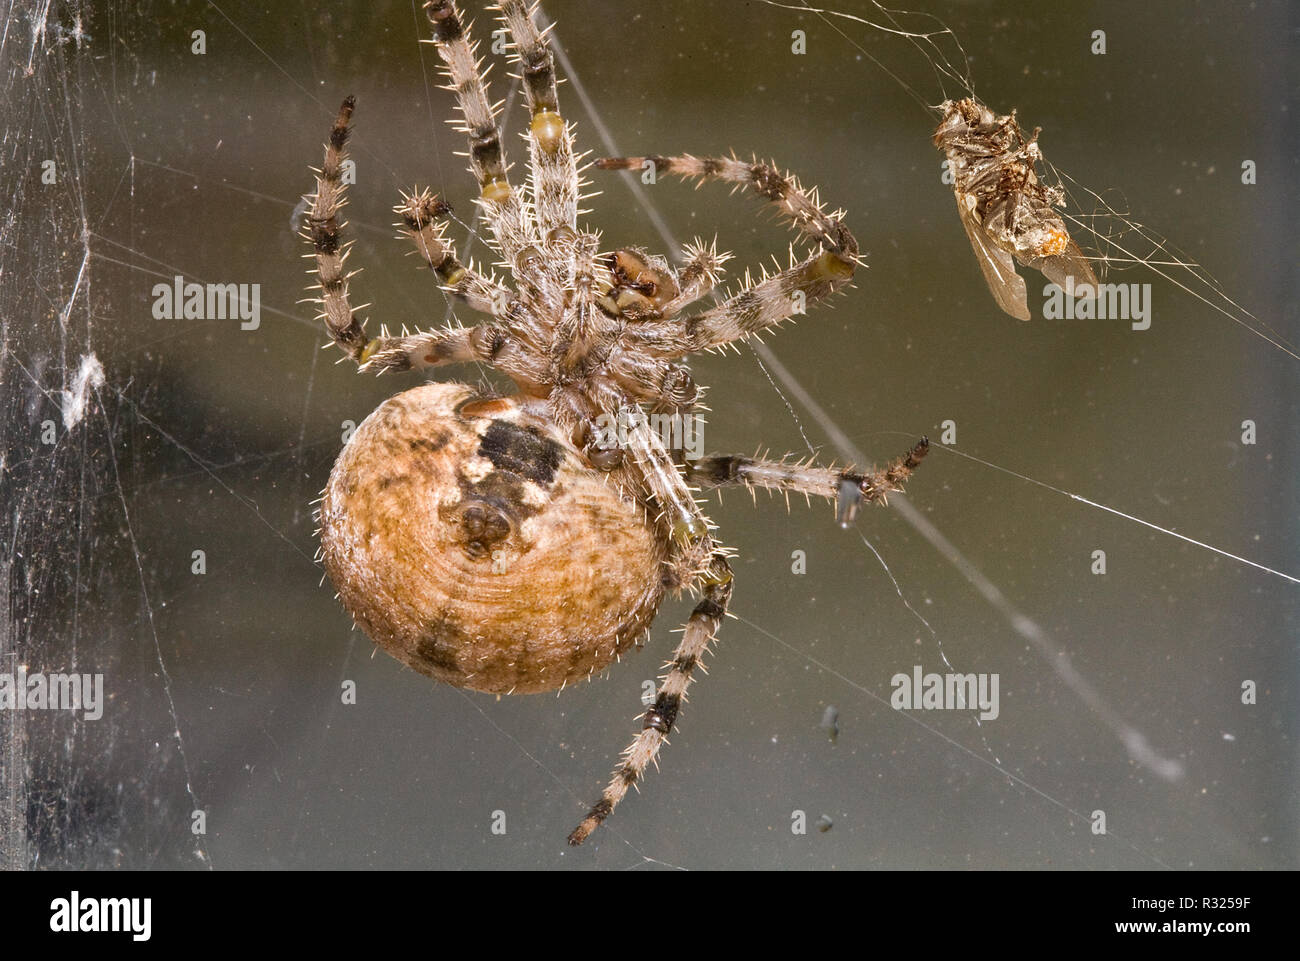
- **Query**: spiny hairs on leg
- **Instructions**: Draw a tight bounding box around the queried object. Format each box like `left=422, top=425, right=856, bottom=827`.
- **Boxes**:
left=686, top=438, right=930, bottom=527
left=305, top=96, right=370, bottom=363
left=498, top=0, right=578, bottom=238
left=569, top=390, right=729, bottom=845
left=598, top=155, right=861, bottom=359
left=569, top=557, right=733, bottom=846
left=662, top=238, right=732, bottom=316
left=395, top=188, right=515, bottom=317
left=423, top=0, right=508, bottom=191
left=423, top=0, right=534, bottom=260
left=302, top=98, right=541, bottom=387
left=568, top=439, right=928, bottom=844
left=596, top=154, right=857, bottom=262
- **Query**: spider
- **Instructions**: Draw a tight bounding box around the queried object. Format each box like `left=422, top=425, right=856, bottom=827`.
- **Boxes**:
left=305, top=0, right=928, bottom=846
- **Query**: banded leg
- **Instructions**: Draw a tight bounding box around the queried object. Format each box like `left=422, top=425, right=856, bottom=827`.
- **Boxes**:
left=634, top=250, right=857, bottom=357
left=499, top=0, right=577, bottom=238
left=569, top=554, right=733, bottom=846
left=396, top=188, right=514, bottom=317
left=361, top=322, right=547, bottom=391
left=569, top=437, right=929, bottom=843
left=303, top=98, right=544, bottom=391
left=568, top=398, right=731, bottom=844
left=423, top=0, right=534, bottom=259
left=685, top=438, right=930, bottom=527
left=597, top=155, right=859, bottom=358
left=305, top=96, right=370, bottom=363
left=596, top=154, right=857, bottom=260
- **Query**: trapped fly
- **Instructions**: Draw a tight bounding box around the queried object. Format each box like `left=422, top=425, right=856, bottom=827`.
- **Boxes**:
left=934, top=97, right=1097, bottom=321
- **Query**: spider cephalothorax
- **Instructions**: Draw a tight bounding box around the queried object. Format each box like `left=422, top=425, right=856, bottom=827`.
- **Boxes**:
left=306, top=0, right=927, bottom=845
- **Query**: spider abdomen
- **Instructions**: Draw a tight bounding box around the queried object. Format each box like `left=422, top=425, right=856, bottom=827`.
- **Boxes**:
left=319, top=383, right=667, bottom=694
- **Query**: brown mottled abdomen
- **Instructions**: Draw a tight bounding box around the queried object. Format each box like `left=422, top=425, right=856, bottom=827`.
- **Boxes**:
left=319, top=383, right=667, bottom=694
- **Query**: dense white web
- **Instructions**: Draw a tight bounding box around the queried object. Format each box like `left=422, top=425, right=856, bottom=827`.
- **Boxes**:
left=1, top=0, right=1294, bottom=869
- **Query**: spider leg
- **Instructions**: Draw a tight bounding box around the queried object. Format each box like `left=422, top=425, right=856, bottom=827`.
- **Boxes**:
left=598, top=155, right=859, bottom=358
left=569, top=402, right=732, bottom=845
left=568, top=555, right=732, bottom=846
left=304, top=98, right=545, bottom=392
left=630, top=249, right=855, bottom=358
left=359, top=322, right=546, bottom=391
left=603, top=351, right=699, bottom=414
left=498, top=0, right=578, bottom=239
left=423, top=1, right=534, bottom=259
left=396, top=188, right=514, bottom=317
left=304, top=97, right=371, bottom=364
left=686, top=439, right=930, bottom=527
left=551, top=230, right=622, bottom=371
left=569, top=437, right=929, bottom=844
left=659, top=237, right=731, bottom=316
left=597, top=154, right=856, bottom=259
left=613, top=400, right=716, bottom=579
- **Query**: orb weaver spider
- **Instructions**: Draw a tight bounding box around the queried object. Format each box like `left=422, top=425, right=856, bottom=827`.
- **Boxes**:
left=304, top=0, right=927, bottom=845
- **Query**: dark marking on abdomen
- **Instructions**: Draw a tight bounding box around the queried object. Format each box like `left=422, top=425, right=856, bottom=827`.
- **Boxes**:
left=415, top=627, right=463, bottom=676
left=477, top=420, right=564, bottom=486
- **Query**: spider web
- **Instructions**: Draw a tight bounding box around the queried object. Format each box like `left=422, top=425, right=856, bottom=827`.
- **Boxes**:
left=1, top=0, right=1294, bottom=870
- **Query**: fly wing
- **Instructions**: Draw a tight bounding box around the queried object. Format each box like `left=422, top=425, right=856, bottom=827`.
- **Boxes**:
left=1027, top=240, right=1099, bottom=298
left=954, top=194, right=1030, bottom=321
